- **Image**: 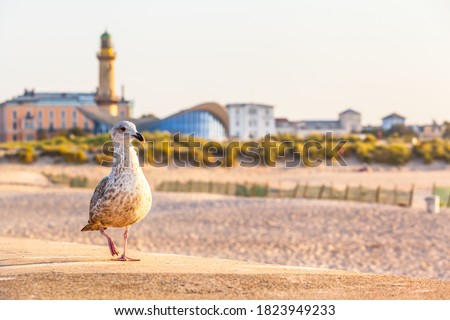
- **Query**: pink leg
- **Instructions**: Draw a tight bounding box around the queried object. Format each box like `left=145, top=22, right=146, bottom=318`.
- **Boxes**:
left=112, top=226, right=140, bottom=261
left=99, top=226, right=119, bottom=257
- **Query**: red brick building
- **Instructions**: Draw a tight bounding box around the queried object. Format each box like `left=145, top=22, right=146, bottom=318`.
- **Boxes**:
left=0, top=31, right=132, bottom=142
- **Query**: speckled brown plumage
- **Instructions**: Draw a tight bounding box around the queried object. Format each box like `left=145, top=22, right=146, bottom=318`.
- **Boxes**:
left=81, top=121, right=151, bottom=261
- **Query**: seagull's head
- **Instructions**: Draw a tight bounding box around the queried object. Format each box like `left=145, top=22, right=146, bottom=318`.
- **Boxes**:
left=111, top=121, right=145, bottom=144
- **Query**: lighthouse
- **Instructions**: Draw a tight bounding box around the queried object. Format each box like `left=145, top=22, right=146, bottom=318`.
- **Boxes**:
left=95, top=31, right=119, bottom=116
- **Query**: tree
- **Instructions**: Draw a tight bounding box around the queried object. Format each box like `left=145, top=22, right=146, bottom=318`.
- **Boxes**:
left=66, top=127, right=88, bottom=138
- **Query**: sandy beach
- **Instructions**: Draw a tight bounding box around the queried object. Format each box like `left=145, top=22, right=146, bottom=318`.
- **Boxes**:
left=2, top=162, right=450, bottom=207
left=1, top=164, right=450, bottom=299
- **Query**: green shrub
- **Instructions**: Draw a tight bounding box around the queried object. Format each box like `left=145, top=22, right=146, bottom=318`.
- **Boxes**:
left=305, top=133, right=324, bottom=142
left=364, top=133, right=377, bottom=144
left=60, top=147, right=88, bottom=163
left=354, top=141, right=375, bottom=163
left=414, top=139, right=450, bottom=164
left=376, top=144, right=411, bottom=165
left=52, top=136, right=69, bottom=145
left=44, top=173, right=91, bottom=188
left=415, top=142, right=434, bottom=164
left=43, top=173, right=71, bottom=185
left=18, top=146, right=37, bottom=164
left=69, top=176, right=89, bottom=188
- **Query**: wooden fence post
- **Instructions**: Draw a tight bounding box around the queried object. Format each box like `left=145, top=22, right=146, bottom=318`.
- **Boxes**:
left=447, top=192, right=450, bottom=208
left=344, top=185, right=350, bottom=200
left=375, top=186, right=381, bottom=203
left=409, top=184, right=415, bottom=207
left=251, top=184, right=257, bottom=197
left=318, top=184, right=325, bottom=199
left=432, top=183, right=436, bottom=195
left=329, top=183, right=334, bottom=200
left=209, top=181, right=214, bottom=193
left=393, top=185, right=398, bottom=205
left=303, top=183, right=309, bottom=198
left=292, top=183, right=300, bottom=198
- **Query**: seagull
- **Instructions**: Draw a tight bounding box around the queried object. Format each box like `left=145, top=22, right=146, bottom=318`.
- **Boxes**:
left=81, top=121, right=151, bottom=261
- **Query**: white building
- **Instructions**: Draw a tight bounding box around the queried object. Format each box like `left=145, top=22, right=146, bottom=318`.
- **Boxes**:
left=382, top=113, right=405, bottom=131
left=339, top=109, right=362, bottom=133
left=275, top=109, right=362, bottom=137
left=415, top=121, right=445, bottom=140
left=275, top=118, right=295, bottom=135
left=226, top=103, right=275, bottom=139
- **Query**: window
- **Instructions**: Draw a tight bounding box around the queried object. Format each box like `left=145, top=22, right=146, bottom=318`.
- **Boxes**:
left=13, top=122, right=17, bottom=130
left=12, top=134, right=17, bottom=141
left=13, top=110, right=17, bottom=119
left=72, top=110, right=77, bottom=127
left=120, top=110, right=125, bottom=117
left=49, top=111, right=54, bottom=119
left=26, top=135, right=33, bottom=141
left=61, top=111, right=66, bottom=129
left=236, top=121, right=240, bottom=126
left=265, top=109, right=269, bottom=115
left=38, top=111, right=42, bottom=119
left=249, top=108, right=256, bottom=115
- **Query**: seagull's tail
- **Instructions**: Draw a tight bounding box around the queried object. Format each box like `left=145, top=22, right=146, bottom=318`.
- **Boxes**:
left=81, top=223, right=98, bottom=232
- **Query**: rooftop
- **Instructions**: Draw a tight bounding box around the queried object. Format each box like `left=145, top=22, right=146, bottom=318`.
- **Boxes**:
left=77, top=106, right=129, bottom=126
left=0, top=90, right=96, bottom=107
left=101, top=31, right=111, bottom=40
left=226, top=103, right=274, bottom=109
left=382, top=113, right=406, bottom=120
left=0, top=90, right=130, bottom=107
left=339, top=108, right=361, bottom=115
left=275, top=118, right=290, bottom=123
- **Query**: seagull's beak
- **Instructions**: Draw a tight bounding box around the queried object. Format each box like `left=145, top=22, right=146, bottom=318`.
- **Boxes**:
left=132, top=131, right=145, bottom=142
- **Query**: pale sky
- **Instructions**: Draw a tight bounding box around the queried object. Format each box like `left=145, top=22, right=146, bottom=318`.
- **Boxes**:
left=1, top=0, right=450, bottom=125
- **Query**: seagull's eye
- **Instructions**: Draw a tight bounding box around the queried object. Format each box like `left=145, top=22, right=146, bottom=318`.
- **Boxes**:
left=119, top=126, right=126, bottom=132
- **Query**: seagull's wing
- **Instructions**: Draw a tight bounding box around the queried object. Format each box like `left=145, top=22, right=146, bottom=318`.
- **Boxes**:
left=89, top=176, right=111, bottom=219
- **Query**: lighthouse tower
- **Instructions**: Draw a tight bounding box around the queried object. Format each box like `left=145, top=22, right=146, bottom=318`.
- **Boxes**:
left=95, top=31, right=119, bottom=116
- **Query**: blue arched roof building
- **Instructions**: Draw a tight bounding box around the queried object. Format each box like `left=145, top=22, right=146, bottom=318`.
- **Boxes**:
left=136, top=102, right=229, bottom=140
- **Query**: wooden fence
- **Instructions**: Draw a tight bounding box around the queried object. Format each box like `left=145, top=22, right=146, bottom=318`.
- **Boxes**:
left=156, top=180, right=415, bottom=207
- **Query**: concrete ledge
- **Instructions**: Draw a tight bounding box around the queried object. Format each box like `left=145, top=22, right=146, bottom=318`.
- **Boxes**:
left=1, top=237, right=449, bottom=300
